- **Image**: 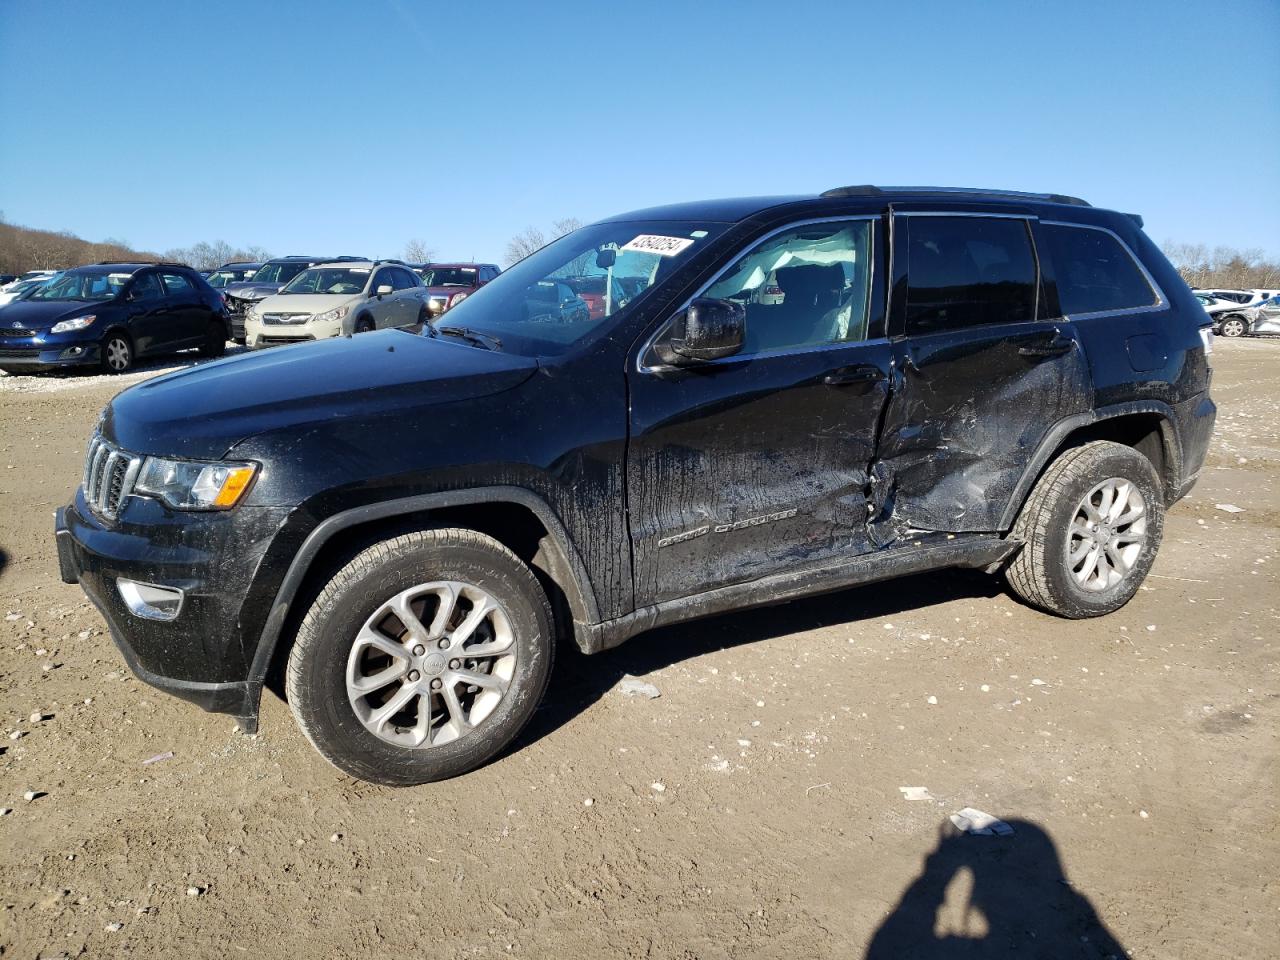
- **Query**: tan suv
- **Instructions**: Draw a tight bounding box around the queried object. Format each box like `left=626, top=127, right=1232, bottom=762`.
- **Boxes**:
left=244, top=260, right=428, bottom=349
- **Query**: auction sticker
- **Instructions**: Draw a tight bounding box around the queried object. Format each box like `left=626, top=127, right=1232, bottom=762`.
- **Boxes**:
left=621, top=234, right=696, bottom=257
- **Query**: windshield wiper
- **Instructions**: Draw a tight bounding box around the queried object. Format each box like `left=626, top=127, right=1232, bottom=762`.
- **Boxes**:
left=431, top=322, right=502, bottom=350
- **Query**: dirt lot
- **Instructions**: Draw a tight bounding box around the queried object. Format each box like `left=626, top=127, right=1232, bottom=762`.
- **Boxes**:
left=0, top=340, right=1276, bottom=959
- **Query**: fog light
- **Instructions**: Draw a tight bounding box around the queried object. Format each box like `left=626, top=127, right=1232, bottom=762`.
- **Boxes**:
left=117, top=579, right=184, bottom=621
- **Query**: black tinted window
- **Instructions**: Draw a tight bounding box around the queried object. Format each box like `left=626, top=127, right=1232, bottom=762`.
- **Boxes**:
left=395, top=268, right=419, bottom=290
left=1042, top=224, right=1157, bottom=316
left=130, top=272, right=163, bottom=300
left=905, top=217, right=1038, bottom=334
left=160, top=272, right=194, bottom=295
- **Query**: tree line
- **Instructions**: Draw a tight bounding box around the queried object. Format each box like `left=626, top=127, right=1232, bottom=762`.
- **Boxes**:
left=4, top=210, right=1277, bottom=293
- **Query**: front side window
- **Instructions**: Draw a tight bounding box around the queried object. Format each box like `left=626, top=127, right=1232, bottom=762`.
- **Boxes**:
left=905, top=216, right=1038, bottom=334
left=129, top=272, right=164, bottom=300
left=1040, top=223, right=1158, bottom=316
left=281, top=267, right=371, bottom=296
left=437, top=219, right=728, bottom=355
left=703, top=219, right=874, bottom=354
left=393, top=268, right=420, bottom=290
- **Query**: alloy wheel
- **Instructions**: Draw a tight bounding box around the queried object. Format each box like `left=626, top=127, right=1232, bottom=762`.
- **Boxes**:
left=345, top=581, right=517, bottom=748
left=1220, top=318, right=1245, bottom=338
left=1067, top=477, right=1148, bottom=592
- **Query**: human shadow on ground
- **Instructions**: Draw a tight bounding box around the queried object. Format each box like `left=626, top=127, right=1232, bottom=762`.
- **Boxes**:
left=865, top=819, right=1128, bottom=959
left=515, top=566, right=1004, bottom=750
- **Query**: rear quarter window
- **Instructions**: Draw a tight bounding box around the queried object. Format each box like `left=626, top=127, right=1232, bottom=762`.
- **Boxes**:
left=1041, top=223, right=1158, bottom=316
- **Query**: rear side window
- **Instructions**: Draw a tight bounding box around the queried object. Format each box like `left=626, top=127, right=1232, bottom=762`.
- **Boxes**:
left=905, top=217, right=1038, bottom=334
left=160, top=272, right=194, bottom=295
left=1041, top=223, right=1158, bottom=316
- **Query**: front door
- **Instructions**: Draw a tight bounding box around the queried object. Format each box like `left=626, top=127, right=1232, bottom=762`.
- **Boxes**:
left=627, top=216, right=891, bottom=606
left=158, top=270, right=207, bottom=347
left=123, top=271, right=168, bottom=355
left=871, top=210, right=1093, bottom=541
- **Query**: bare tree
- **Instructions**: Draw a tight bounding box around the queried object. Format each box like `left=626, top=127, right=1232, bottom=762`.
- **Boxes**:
left=1162, top=240, right=1280, bottom=290
left=504, top=226, right=547, bottom=266
left=503, top=217, right=584, bottom=267
left=402, top=239, right=435, bottom=264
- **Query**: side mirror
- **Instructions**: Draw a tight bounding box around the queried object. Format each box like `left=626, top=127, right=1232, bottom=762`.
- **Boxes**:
left=657, top=297, right=745, bottom=364
left=375, top=284, right=393, bottom=297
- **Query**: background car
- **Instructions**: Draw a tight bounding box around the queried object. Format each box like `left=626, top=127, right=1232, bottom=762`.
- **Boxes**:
left=0, top=274, right=16, bottom=286
left=0, top=273, right=60, bottom=307
left=0, top=261, right=228, bottom=374
left=0, top=269, right=58, bottom=292
left=206, top=261, right=261, bottom=289
left=244, top=260, right=427, bottom=349
left=522, top=278, right=590, bottom=324
left=419, top=262, right=501, bottom=316
left=223, top=255, right=364, bottom=343
left=1247, top=295, right=1280, bottom=337
left=1196, top=292, right=1255, bottom=337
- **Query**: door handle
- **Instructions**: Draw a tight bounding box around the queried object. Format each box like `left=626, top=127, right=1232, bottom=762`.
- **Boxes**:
left=1018, top=335, right=1074, bottom=358
left=824, top=365, right=887, bottom=386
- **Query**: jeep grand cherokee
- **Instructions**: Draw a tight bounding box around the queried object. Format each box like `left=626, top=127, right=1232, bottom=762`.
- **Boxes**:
left=55, top=186, right=1216, bottom=785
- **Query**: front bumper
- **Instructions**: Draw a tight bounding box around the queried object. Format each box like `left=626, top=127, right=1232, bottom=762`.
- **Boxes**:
left=55, top=494, right=293, bottom=729
left=0, top=338, right=100, bottom=371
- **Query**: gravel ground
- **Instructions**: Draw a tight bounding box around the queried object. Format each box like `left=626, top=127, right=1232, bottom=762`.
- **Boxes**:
left=0, top=339, right=1276, bottom=959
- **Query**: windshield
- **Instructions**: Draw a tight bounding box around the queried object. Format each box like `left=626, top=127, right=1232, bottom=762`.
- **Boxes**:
left=207, top=268, right=253, bottom=288
left=422, top=267, right=478, bottom=287
left=252, top=261, right=309, bottom=286
left=29, top=271, right=124, bottom=302
left=436, top=220, right=728, bottom=355
left=281, top=266, right=371, bottom=295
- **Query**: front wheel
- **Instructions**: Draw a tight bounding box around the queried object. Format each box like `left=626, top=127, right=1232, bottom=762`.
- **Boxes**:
left=1005, top=440, right=1164, bottom=618
left=1219, top=316, right=1247, bottom=338
left=100, top=333, right=133, bottom=374
left=354, top=315, right=375, bottom=334
left=285, top=528, right=556, bottom=785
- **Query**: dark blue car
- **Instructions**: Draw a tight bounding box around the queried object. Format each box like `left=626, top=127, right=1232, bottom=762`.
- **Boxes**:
left=0, top=262, right=228, bottom=374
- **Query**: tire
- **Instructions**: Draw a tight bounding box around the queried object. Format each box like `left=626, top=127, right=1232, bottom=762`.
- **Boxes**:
left=1219, top=316, right=1247, bottom=338
left=285, top=528, right=556, bottom=785
left=354, top=315, right=375, bottom=334
left=1005, top=440, right=1164, bottom=618
left=100, top=332, right=133, bottom=374
left=199, top=322, right=227, bottom=357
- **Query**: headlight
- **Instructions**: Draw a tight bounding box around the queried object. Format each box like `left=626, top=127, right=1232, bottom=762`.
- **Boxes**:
left=50, top=314, right=96, bottom=334
left=134, top=457, right=258, bottom=510
left=312, top=305, right=349, bottom=324
left=448, top=291, right=469, bottom=308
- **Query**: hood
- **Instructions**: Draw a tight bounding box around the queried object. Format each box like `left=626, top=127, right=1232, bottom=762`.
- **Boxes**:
left=253, top=291, right=357, bottom=315
left=0, top=298, right=100, bottom=329
left=103, top=329, right=539, bottom=459
left=223, top=281, right=283, bottom=300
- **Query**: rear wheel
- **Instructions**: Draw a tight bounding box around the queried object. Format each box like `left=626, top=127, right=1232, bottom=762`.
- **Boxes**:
left=1005, top=440, right=1164, bottom=618
left=285, top=528, right=556, bottom=785
left=1219, top=316, right=1247, bottom=338
left=199, top=322, right=227, bottom=357
left=101, top=333, right=132, bottom=374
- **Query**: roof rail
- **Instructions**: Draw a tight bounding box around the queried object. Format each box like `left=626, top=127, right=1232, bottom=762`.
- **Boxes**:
left=93, top=260, right=191, bottom=269
left=821, top=184, right=1091, bottom=206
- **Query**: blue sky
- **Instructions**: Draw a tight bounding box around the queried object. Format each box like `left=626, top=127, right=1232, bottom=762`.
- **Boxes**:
left=1, top=0, right=1277, bottom=262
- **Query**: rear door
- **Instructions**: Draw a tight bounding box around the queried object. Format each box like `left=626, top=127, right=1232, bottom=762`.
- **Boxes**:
left=158, top=270, right=208, bottom=347
left=871, top=209, right=1093, bottom=541
left=627, top=216, right=892, bottom=605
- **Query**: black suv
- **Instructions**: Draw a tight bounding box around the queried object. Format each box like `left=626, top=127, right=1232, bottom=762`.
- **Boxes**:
left=0, top=262, right=228, bottom=374
left=54, top=187, right=1216, bottom=785
left=222, top=255, right=364, bottom=343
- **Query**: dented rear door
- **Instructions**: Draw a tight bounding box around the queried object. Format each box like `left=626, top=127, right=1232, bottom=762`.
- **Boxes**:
left=871, top=209, right=1092, bottom=540
left=628, top=215, right=891, bottom=606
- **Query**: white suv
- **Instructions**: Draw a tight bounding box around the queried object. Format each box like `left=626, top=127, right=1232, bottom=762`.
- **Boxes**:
left=245, top=261, right=429, bottom=349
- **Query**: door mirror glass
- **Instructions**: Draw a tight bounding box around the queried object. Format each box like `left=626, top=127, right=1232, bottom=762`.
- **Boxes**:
left=375, top=284, right=393, bottom=296
left=658, top=297, right=745, bottom=364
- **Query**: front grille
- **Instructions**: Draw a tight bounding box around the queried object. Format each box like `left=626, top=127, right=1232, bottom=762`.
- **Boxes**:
left=0, top=347, right=38, bottom=357
left=82, top=435, right=143, bottom=520
left=262, top=313, right=310, bottom=325
left=0, top=327, right=36, bottom=337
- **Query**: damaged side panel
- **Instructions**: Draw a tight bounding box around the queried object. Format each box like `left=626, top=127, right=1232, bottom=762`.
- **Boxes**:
left=870, top=326, right=1092, bottom=540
